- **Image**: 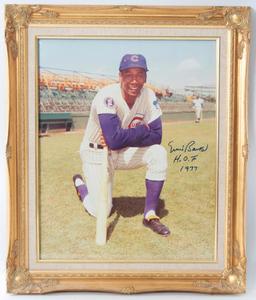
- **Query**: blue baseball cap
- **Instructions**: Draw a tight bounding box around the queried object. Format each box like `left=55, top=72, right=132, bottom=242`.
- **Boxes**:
left=119, top=54, right=148, bottom=72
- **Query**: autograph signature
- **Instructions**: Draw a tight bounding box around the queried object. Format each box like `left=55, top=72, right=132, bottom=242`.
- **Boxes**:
left=168, top=140, right=208, bottom=153
left=168, top=140, right=209, bottom=172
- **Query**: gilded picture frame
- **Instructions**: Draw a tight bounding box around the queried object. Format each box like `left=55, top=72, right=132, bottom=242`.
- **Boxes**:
left=5, top=5, right=250, bottom=294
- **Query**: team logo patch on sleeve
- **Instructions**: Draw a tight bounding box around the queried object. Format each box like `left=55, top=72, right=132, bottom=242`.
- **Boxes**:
left=104, top=97, right=115, bottom=108
left=153, top=99, right=160, bottom=109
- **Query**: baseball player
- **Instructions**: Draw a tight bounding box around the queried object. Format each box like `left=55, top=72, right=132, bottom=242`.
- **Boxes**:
left=73, top=54, right=170, bottom=237
left=192, top=95, right=204, bottom=123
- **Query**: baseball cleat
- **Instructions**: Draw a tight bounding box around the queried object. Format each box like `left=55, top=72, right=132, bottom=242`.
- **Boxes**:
left=143, top=218, right=170, bottom=237
left=73, top=174, right=88, bottom=202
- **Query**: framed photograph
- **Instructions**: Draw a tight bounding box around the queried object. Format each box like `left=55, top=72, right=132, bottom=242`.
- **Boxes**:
left=6, top=5, right=250, bottom=294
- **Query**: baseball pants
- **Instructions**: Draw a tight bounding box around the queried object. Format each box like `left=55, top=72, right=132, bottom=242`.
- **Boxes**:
left=195, top=108, right=202, bottom=119
left=80, top=144, right=168, bottom=217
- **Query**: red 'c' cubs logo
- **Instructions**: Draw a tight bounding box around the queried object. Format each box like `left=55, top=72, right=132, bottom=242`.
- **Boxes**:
left=128, top=116, right=144, bottom=128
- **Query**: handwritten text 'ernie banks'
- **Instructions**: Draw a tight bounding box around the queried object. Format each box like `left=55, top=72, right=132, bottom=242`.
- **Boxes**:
left=168, top=140, right=209, bottom=172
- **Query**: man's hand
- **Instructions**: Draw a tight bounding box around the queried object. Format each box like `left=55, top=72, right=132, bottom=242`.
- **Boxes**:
left=100, top=133, right=107, bottom=147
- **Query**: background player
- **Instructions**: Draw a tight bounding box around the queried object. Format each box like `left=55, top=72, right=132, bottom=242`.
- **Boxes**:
left=192, top=94, right=204, bottom=123
left=73, top=54, right=170, bottom=237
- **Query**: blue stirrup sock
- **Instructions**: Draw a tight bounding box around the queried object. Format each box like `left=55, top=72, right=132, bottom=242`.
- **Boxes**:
left=144, top=179, right=164, bottom=220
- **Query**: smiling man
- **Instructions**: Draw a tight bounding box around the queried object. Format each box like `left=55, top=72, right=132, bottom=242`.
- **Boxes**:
left=73, top=54, right=170, bottom=237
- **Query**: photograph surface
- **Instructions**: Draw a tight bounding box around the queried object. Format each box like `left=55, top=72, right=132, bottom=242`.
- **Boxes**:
left=38, top=38, right=217, bottom=262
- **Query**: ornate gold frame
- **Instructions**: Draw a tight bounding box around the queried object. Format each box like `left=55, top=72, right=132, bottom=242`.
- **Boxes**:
left=5, top=5, right=250, bottom=294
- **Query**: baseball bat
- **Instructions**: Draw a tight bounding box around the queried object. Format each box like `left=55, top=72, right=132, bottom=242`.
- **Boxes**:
left=96, top=147, right=108, bottom=245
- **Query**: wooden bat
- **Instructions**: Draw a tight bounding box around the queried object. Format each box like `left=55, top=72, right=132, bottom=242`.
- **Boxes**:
left=96, top=147, right=109, bottom=245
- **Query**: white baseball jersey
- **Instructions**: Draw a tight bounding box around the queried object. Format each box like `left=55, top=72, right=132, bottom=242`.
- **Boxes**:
left=79, top=83, right=167, bottom=217
left=192, top=98, right=204, bottom=108
left=80, top=83, right=162, bottom=151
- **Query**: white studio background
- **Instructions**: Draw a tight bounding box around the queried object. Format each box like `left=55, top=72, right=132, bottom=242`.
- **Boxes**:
left=0, top=1, right=255, bottom=300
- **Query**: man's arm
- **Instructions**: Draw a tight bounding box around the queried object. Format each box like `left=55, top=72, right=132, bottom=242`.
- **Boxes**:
left=137, top=117, right=162, bottom=147
left=98, top=114, right=162, bottom=150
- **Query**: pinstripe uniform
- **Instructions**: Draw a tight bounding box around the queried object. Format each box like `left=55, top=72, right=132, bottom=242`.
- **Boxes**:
left=79, top=83, right=167, bottom=217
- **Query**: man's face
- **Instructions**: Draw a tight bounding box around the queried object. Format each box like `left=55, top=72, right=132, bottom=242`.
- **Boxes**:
left=119, top=68, right=146, bottom=101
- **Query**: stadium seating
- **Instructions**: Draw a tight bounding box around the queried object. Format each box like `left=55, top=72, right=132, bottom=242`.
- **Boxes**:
left=39, top=88, right=94, bottom=113
left=39, top=87, right=216, bottom=114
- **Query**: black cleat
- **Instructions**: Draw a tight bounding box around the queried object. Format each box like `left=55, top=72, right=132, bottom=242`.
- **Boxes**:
left=143, top=218, right=170, bottom=237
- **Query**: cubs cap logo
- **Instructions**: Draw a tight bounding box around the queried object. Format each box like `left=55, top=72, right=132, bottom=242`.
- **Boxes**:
left=119, top=54, right=149, bottom=72
left=130, top=55, right=140, bottom=62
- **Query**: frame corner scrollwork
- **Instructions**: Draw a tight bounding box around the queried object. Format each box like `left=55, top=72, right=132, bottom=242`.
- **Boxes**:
left=7, top=240, right=59, bottom=294
left=194, top=240, right=246, bottom=294
left=5, top=4, right=60, bottom=59
left=198, top=6, right=251, bottom=60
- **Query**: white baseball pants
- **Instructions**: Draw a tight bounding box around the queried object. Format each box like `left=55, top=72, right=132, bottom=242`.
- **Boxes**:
left=195, top=107, right=202, bottom=119
left=80, top=144, right=168, bottom=217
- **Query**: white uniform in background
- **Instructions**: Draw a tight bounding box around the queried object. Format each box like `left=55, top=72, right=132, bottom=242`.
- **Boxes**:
left=192, top=97, right=204, bottom=122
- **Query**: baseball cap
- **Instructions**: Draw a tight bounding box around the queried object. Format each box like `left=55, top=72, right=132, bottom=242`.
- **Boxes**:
left=119, top=54, right=148, bottom=72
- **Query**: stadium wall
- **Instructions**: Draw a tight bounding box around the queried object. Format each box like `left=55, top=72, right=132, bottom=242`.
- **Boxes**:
left=70, top=111, right=216, bottom=130
left=71, top=112, right=89, bottom=129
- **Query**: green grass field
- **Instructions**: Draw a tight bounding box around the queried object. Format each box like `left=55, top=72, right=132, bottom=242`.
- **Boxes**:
left=39, top=119, right=216, bottom=262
